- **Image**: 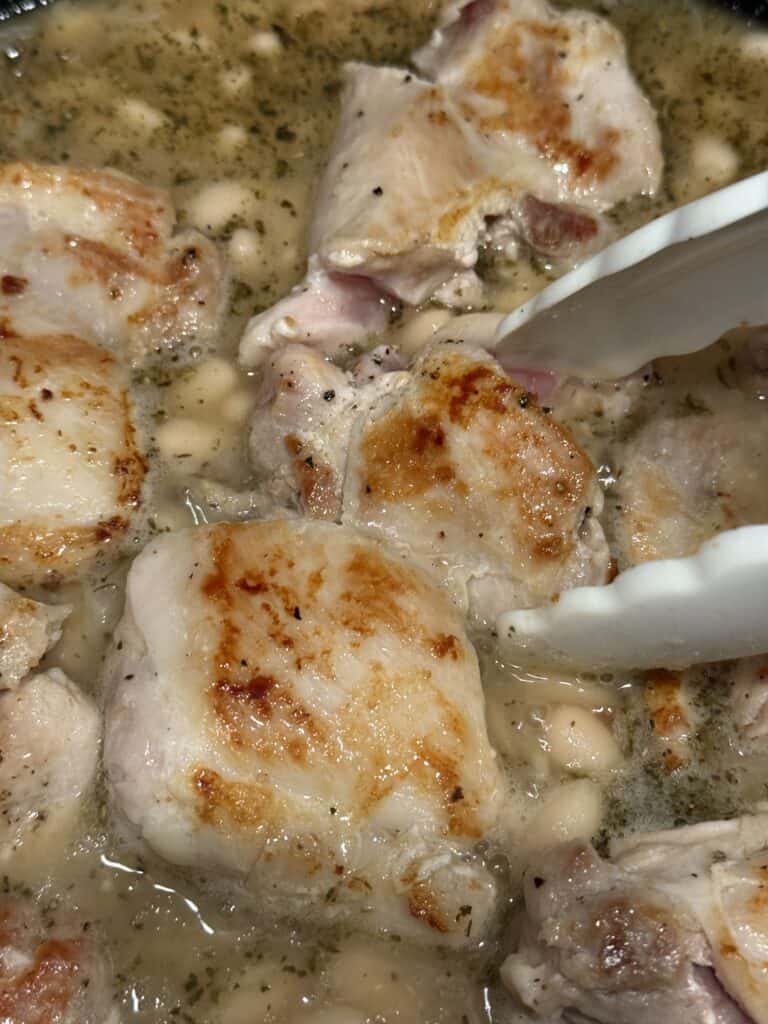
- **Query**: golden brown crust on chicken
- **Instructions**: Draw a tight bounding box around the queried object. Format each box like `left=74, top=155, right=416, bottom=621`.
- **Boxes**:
left=0, top=333, right=147, bottom=586
left=0, top=161, right=226, bottom=362
left=105, top=520, right=502, bottom=946
left=344, top=343, right=608, bottom=618
left=0, top=898, right=114, bottom=1024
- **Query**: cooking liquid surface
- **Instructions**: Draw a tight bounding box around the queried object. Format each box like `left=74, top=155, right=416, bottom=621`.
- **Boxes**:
left=2, top=1, right=768, bottom=1020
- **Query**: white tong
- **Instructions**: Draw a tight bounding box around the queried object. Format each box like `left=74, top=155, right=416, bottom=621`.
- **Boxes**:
left=493, top=171, right=768, bottom=671
left=499, top=526, right=768, bottom=672
left=495, top=169, right=768, bottom=379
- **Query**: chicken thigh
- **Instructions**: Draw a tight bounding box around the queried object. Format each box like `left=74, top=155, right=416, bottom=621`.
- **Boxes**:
left=248, top=341, right=606, bottom=624
left=241, top=0, right=661, bottom=366
left=0, top=897, right=116, bottom=1024
left=0, top=161, right=225, bottom=585
left=343, top=342, right=608, bottom=623
left=248, top=343, right=408, bottom=519
left=104, top=519, right=503, bottom=947
left=0, top=582, right=69, bottom=690
left=0, top=162, right=225, bottom=363
left=613, top=412, right=768, bottom=569
left=0, top=669, right=100, bottom=862
left=502, top=814, right=768, bottom=1023
left=0, top=331, right=147, bottom=586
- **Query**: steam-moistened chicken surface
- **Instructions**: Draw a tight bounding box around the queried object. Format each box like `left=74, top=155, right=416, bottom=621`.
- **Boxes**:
left=502, top=814, right=768, bottom=1024
left=104, top=519, right=503, bottom=947
left=343, top=342, right=609, bottom=623
left=0, top=162, right=225, bottom=362
left=241, top=0, right=661, bottom=365
left=0, top=897, right=116, bottom=1024
left=0, top=669, right=99, bottom=861
left=249, top=343, right=407, bottom=519
left=0, top=582, right=69, bottom=690
left=613, top=415, right=768, bottom=567
left=643, top=669, right=698, bottom=772
left=0, top=331, right=147, bottom=586
left=610, top=334, right=768, bottom=569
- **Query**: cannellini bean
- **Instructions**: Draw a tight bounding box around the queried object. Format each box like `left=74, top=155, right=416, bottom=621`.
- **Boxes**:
left=545, top=705, right=622, bottom=774
left=228, top=228, right=265, bottom=280
left=218, top=65, right=252, bottom=96
left=117, top=98, right=167, bottom=134
left=218, top=124, right=248, bottom=153
left=170, top=358, right=240, bottom=412
left=500, top=667, right=615, bottom=710
left=326, top=948, right=423, bottom=1022
left=394, top=308, right=452, bottom=357
left=526, top=779, right=603, bottom=849
left=155, top=418, right=222, bottom=469
left=220, top=389, right=255, bottom=424
left=484, top=685, right=550, bottom=778
left=741, top=30, right=768, bottom=61
left=186, top=181, right=258, bottom=234
left=219, top=967, right=304, bottom=1023
left=690, top=134, right=739, bottom=189
left=248, top=30, right=283, bottom=56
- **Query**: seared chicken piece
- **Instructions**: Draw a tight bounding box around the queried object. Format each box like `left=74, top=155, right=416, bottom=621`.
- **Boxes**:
left=0, top=331, right=147, bottom=586
left=105, top=520, right=503, bottom=947
left=0, top=669, right=99, bottom=861
left=0, top=583, right=69, bottom=690
left=241, top=0, right=661, bottom=365
left=248, top=341, right=607, bottom=623
left=0, top=897, right=116, bottom=1024
left=502, top=814, right=768, bottom=1023
left=249, top=344, right=407, bottom=519
left=614, top=414, right=768, bottom=568
left=644, top=669, right=698, bottom=772
left=0, top=162, right=225, bottom=363
left=343, top=342, right=609, bottom=623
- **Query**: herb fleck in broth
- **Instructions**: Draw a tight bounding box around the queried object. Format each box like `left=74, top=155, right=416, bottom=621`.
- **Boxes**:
left=0, top=0, right=767, bottom=1020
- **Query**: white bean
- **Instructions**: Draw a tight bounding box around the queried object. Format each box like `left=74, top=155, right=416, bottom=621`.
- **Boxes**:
left=228, top=227, right=265, bottom=281
left=218, top=124, right=247, bottom=154
left=248, top=30, right=283, bottom=56
left=218, top=967, right=303, bottom=1023
left=218, top=65, right=252, bottom=96
left=327, top=947, right=421, bottom=1022
left=394, top=308, right=452, bottom=358
left=690, top=134, right=739, bottom=189
left=220, top=389, right=255, bottom=425
left=186, top=181, right=258, bottom=234
left=741, top=30, right=768, bottom=61
left=170, top=358, right=239, bottom=412
left=116, top=98, right=167, bottom=134
left=546, top=705, right=621, bottom=774
left=526, top=779, right=603, bottom=849
left=155, top=418, right=222, bottom=469
left=485, top=684, right=551, bottom=779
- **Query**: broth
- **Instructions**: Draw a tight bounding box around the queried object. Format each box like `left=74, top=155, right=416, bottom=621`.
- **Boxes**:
left=1, top=1, right=768, bottom=1021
